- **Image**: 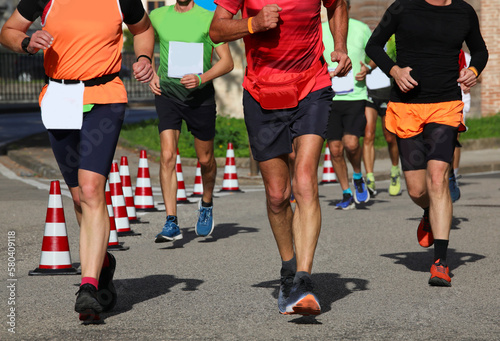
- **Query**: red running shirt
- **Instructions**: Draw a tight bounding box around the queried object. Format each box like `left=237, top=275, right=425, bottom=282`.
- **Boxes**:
left=215, top=0, right=337, bottom=93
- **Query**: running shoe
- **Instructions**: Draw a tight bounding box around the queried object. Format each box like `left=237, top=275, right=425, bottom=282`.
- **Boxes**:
left=352, top=178, right=370, bottom=204
left=97, top=252, right=117, bottom=312
left=284, top=276, right=321, bottom=316
left=335, top=193, right=355, bottom=210
left=389, top=168, right=402, bottom=196
left=75, top=284, right=103, bottom=323
left=417, top=210, right=434, bottom=248
left=290, top=192, right=296, bottom=204
left=196, top=201, right=215, bottom=237
left=278, top=268, right=295, bottom=314
left=366, top=176, right=377, bottom=196
left=155, top=216, right=183, bottom=242
left=449, top=173, right=461, bottom=203
left=428, top=259, right=451, bottom=287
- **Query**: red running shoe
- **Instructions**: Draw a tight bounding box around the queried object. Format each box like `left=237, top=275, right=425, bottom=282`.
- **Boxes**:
left=417, top=210, right=434, bottom=247
left=429, top=259, right=451, bottom=287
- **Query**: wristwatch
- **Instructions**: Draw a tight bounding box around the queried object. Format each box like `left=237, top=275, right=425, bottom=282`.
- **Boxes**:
left=21, top=37, right=34, bottom=55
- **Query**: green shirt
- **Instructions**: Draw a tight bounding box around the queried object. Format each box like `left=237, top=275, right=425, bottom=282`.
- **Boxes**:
left=322, top=18, right=372, bottom=101
left=150, top=4, right=221, bottom=105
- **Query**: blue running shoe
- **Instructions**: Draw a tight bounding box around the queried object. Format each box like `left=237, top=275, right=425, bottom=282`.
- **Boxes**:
left=195, top=201, right=214, bottom=237
left=278, top=268, right=295, bottom=314
left=335, top=193, right=355, bottom=210
left=353, top=178, right=370, bottom=204
left=284, top=275, right=321, bottom=316
left=449, top=173, right=461, bottom=203
left=155, top=216, right=183, bottom=243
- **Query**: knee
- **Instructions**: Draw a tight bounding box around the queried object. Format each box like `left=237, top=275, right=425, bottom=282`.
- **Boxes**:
left=407, top=186, right=426, bottom=202
left=267, top=187, right=290, bottom=214
left=364, top=130, right=375, bottom=144
left=293, top=176, right=317, bottom=202
left=343, top=141, right=359, bottom=155
left=161, top=149, right=177, bottom=168
left=198, top=153, right=215, bottom=169
left=78, top=182, right=103, bottom=206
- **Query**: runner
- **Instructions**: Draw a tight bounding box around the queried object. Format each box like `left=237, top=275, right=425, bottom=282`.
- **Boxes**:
left=149, top=0, right=233, bottom=242
left=209, top=0, right=351, bottom=315
left=366, top=0, right=488, bottom=286
left=0, top=0, right=154, bottom=321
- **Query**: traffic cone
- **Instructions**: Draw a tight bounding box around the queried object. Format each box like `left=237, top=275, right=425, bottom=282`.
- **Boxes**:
left=190, top=161, right=203, bottom=197
left=29, top=180, right=80, bottom=275
left=134, top=150, right=156, bottom=211
left=119, top=156, right=138, bottom=222
left=219, top=142, right=243, bottom=192
left=105, top=181, right=129, bottom=251
left=109, top=162, right=141, bottom=236
left=176, top=149, right=191, bottom=204
left=320, top=144, right=337, bottom=184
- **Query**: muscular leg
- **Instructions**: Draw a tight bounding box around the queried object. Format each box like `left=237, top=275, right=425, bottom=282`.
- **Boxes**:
left=78, top=170, right=109, bottom=280
left=363, top=107, right=378, bottom=174
left=426, top=160, right=452, bottom=240
left=159, top=129, right=180, bottom=216
left=402, top=169, right=429, bottom=208
left=259, top=155, right=294, bottom=262
left=194, top=138, right=216, bottom=203
left=291, top=134, right=324, bottom=273
left=343, top=134, right=363, bottom=174
left=328, top=139, right=349, bottom=191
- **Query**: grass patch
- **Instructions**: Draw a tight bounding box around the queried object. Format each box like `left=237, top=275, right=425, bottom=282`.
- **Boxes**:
left=120, top=113, right=500, bottom=157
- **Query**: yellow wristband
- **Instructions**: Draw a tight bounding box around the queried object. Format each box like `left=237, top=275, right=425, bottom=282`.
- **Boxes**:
left=468, top=66, right=478, bottom=77
left=248, top=17, right=254, bottom=34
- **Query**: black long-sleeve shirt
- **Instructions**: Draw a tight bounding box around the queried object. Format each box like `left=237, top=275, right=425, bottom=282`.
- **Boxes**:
left=365, top=0, right=488, bottom=104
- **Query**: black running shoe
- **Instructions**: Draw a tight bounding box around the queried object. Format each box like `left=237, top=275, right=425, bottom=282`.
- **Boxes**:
left=97, top=252, right=117, bottom=312
left=278, top=268, right=295, bottom=314
left=284, top=275, right=321, bottom=316
left=75, top=283, right=103, bottom=322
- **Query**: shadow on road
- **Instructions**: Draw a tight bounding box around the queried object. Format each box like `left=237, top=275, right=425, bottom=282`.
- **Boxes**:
left=103, top=274, right=203, bottom=320
left=158, top=223, right=259, bottom=249
left=253, top=272, right=369, bottom=324
left=381, top=248, right=485, bottom=273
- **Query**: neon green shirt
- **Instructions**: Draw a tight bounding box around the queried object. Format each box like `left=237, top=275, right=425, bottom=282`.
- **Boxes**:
left=322, top=18, right=372, bottom=101
left=150, top=4, right=221, bottom=104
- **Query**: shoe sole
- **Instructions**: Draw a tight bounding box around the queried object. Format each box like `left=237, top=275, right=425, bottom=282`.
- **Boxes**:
left=79, top=311, right=102, bottom=324
left=284, top=294, right=321, bottom=316
left=429, top=276, right=451, bottom=287
left=336, top=204, right=355, bottom=210
left=353, top=181, right=370, bottom=204
left=155, top=234, right=183, bottom=243
left=367, top=187, right=377, bottom=196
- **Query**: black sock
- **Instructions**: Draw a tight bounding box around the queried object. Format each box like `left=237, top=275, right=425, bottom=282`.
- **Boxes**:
left=293, top=271, right=311, bottom=284
left=281, top=254, right=296, bottom=273
left=167, top=215, right=178, bottom=224
left=434, top=239, right=449, bottom=263
left=201, top=200, right=213, bottom=207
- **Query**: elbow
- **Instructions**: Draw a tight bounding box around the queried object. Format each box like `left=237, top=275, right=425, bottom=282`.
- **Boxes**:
left=209, top=26, right=222, bottom=44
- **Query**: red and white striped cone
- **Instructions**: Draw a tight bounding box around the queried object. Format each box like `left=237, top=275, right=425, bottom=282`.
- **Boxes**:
left=119, top=156, right=138, bottom=222
left=176, top=149, right=191, bottom=204
left=109, top=162, right=141, bottom=237
left=320, top=144, right=337, bottom=184
left=134, top=150, right=156, bottom=211
left=190, top=161, right=204, bottom=197
left=29, top=180, right=80, bottom=275
left=105, top=181, right=129, bottom=251
left=219, top=142, right=243, bottom=192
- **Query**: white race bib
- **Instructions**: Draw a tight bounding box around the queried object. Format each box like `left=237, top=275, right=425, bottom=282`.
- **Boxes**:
left=330, top=69, right=354, bottom=95
left=168, top=41, right=204, bottom=78
left=366, top=67, right=391, bottom=90
left=41, top=80, right=84, bottom=129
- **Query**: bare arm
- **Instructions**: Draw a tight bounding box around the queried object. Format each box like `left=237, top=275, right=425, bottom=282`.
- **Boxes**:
left=0, top=9, right=52, bottom=54
left=327, top=0, right=351, bottom=77
left=209, top=4, right=281, bottom=44
left=127, top=13, right=155, bottom=83
left=180, top=43, right=234, bottom=89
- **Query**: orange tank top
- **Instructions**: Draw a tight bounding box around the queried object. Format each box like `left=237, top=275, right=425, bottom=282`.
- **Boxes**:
left=39, top=0, right=127, bottom=105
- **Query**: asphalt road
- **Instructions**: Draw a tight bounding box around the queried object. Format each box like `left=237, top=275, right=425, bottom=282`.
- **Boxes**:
left=0, top=160, right=499, bottom=340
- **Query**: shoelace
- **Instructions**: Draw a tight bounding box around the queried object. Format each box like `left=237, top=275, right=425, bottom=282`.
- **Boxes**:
left=280, top=275, right=294, bottom=297
left=391, top=176, right=398, bottom=186
left=354, top=179, right=364, bottom=193
left=198, top=207, right=212, bottom=224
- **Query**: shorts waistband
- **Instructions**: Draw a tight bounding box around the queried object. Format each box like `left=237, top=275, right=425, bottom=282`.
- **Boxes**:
left=45, top=72, right=119, bottom=87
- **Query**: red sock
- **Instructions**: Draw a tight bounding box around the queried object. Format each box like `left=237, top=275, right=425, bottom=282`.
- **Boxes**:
left=102, top=252, right=109, bottom=268
left=81, top=277, right=98, bottom=289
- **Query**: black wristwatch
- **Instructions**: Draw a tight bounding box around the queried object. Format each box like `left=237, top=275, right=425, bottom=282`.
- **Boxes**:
left=21, top=37, right=34, bottom=55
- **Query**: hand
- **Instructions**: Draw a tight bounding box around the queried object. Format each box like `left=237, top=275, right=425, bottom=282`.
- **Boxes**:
left=355, top=61, right=369, bottom=81
left=149, top=72, right=161, bottom=96
left=29, top=30, right=53, bottom=54
left=390, top=66, right=418, bottom=93
left=457, top=68, right=477, bottom=89
left=133, top=58, right=153, bottom=83
left=460, top=82, right=471, bottom=94
left=329, top=50, right=351, bottom=77
left=252, top=4, right=282, bottom=32
left=180, top=74, right=201, bottom=89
